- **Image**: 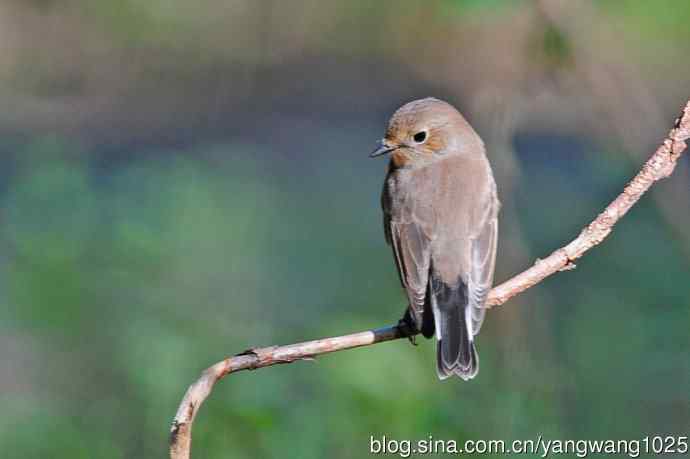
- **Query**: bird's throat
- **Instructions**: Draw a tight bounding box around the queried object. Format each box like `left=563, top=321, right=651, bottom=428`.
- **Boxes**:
left=391, top=151, right=410, bottom=168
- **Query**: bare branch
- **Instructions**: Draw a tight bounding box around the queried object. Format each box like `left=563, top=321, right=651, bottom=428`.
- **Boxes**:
left=486, top=100, right=690, bottom=307
left=170, top=99, right=690, bottom=459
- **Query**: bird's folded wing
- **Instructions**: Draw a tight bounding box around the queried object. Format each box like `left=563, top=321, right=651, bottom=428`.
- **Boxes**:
left=386, top=217, right=432, bottom=324
left=468, top=200, right=499, bottom=336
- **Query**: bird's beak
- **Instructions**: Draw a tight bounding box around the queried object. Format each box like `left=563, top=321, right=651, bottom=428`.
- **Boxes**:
left=369, top=140, right=395, bottom=158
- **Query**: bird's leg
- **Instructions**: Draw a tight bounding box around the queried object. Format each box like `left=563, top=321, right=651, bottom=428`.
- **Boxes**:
left=398, top=309, right=419, bottom=346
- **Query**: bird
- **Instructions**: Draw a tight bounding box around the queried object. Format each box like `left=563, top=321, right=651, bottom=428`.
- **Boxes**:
left=370, top=97, right=499, bottom=380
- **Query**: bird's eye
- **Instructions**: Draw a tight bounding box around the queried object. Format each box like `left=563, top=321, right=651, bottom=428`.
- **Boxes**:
left=413, top=131, right=427, bottom=143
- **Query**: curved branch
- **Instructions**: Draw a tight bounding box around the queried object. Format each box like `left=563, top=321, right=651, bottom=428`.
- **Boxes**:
left=170, top=99, right=690, bottom=459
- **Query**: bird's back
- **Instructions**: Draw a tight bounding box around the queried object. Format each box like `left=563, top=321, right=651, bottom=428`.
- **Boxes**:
left=384, top=154, right=494, bottom=281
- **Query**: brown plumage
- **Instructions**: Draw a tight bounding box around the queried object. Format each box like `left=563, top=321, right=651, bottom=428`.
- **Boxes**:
left=371, top=98, right=499, bottom=380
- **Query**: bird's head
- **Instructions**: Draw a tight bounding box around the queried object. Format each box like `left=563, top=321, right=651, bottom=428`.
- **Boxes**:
left=370, top=97, right=482, bottom=168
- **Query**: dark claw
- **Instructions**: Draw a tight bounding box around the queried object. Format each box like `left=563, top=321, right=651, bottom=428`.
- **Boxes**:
left=398, top=310, right=419, bottom=346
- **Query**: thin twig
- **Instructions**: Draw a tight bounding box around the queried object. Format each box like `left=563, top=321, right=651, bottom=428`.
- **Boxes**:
left=170, top=99, right=690, bottom=459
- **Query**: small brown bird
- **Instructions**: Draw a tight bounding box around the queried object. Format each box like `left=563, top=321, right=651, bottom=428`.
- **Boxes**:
left=371, top=98, right=499, bottom=380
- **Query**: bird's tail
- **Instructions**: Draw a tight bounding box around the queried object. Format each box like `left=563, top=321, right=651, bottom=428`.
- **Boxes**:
left=431, top=278, right=479, bottom=381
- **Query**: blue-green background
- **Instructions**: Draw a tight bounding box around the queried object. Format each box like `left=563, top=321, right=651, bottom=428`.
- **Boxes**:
left=1, top=1, right=688, bottom=457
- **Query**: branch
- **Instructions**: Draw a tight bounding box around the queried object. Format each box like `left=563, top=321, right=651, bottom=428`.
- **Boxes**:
left=170, top=99, right=690, bottom=459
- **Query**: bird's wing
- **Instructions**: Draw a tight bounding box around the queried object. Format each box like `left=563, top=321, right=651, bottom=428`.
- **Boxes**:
left=467, top=194, right=499, bottom=336
left=384, top=213, right=432, bottom=327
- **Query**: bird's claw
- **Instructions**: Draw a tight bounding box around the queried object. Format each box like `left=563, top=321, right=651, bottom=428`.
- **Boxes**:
left=397, top=313, right=419, bottom=346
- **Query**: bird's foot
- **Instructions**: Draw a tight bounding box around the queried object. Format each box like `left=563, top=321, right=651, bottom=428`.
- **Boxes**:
left=397, top=311, right=419, bottom=346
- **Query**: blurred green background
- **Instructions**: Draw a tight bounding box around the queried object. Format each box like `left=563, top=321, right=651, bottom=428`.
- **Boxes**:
left=1, top=1, right=689, bottom=458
